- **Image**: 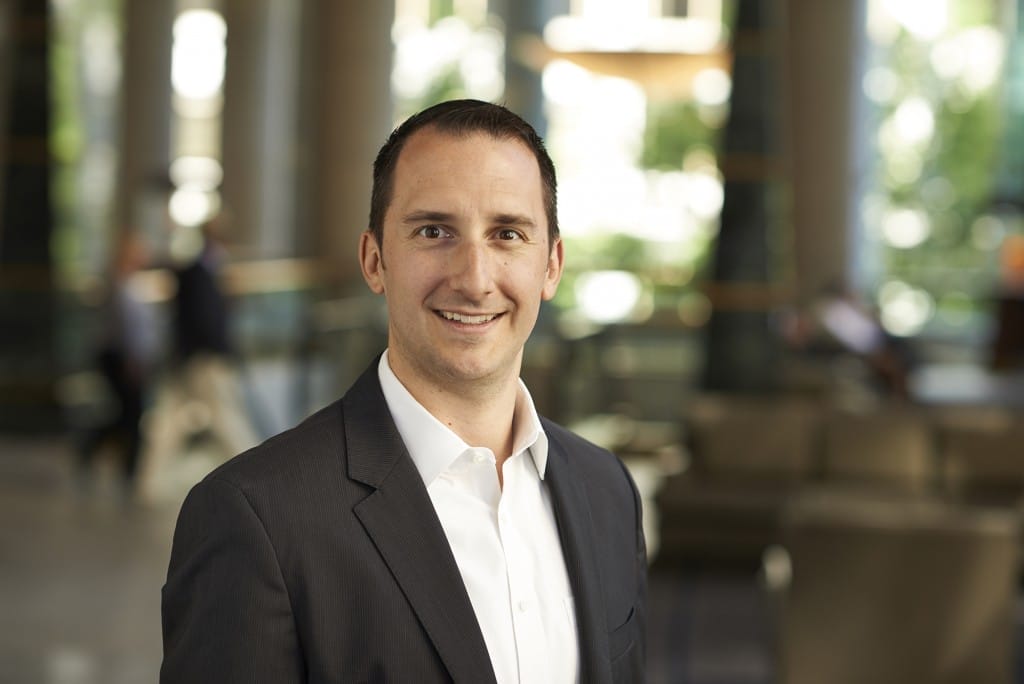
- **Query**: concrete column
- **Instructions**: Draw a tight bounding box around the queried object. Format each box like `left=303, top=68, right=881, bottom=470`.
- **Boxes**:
left=702, top=0, right=788, bottom=392
left=0, top=0, right=14, bottom=222
left=116, top=0, right=174, bottom=238
left=221, top=0, right=302, bottom=257
left=303, top=0, right=393, bottom=286
left=500, top=0, right=567, bottom=135
left=783, top=0, right=867, bottom=298
left=0, top=0, right=56, bottom=430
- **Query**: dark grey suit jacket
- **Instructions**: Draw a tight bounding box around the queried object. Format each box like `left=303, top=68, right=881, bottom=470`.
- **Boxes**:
left=161, top=361, right=647, bottom=683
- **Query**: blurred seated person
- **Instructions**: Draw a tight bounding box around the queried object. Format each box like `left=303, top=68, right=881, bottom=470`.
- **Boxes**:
left=989, top=233, right=1024, bottom=371
left=782, top=283, right=916, bottom=399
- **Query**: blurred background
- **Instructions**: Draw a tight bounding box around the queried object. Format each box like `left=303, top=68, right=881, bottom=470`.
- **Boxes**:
left=2, top=0, right=1024, bottom=681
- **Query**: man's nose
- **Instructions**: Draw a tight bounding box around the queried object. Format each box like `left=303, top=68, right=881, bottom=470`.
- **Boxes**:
left=448, top=241, right=494, bottom=297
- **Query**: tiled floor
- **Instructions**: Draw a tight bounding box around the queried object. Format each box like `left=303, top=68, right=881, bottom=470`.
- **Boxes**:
left=0, top=436, right=195, bottom=684
left=0, top=434, right=776, bottom=684
left=11, top=432, right=1024, bottom=684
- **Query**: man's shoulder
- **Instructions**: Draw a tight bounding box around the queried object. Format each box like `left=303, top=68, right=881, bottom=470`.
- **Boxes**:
left=202, top=358, right=389, bottom=488
left=541, top=417, right=607, bottom=455
left=541, top=417, right=632, bottom=483
left=203, top=398, right=348, bottom=490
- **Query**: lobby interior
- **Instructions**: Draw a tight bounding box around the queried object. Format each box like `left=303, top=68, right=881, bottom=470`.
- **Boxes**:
left=3, top=0, right=1024, bottom=682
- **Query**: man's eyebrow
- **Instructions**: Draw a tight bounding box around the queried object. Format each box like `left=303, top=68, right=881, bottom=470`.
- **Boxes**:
left=400, top=210, right=537, bottom=228
left=401, top=210, right=455, bottom=224
left=491, top=213, right=536, bottom=228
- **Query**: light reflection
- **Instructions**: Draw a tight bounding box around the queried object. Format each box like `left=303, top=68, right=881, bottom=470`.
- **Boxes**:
left=880, top=0, right=948, bottom=40
left=931, top=27, right=1005, bottom=95
left=541, top=59, right=593, bottom=105
left=459, top=28, right=505, bottom=101
left=862, top=66, right=900, bottom=104
left=558, top=168, right=647, bottom=238
left=82, top=17, right=120, bottom=95
left=957, top=27, right=1005, bottom=95
left=543, top=53, right=725, bottom=247
left=171, top=10, right=227, bottom=101
left=169, top=156, right=223, bottom=191
left=677, top=292, right=711, bottom=327
left=880, top=278, right=937, bottom=335
left=884, top=148, right=924, bottom=184
left=575, top=270, right=644, bottom=324
left=891, top=96, right=934, bottom=146
left=881, top=207, right=930, bottom=249
left=692, top=68, right=731, bottom=106
left=169, top=186, right=220, bottom=228
left=971, top=215, right=1006, bottom=251
left=879, top=280, right=934, bottom=336
left=930, top=33, right=967, bottom=80
left=685, top=171, right=724, bottom=220
left=392, top=16, right=504, bottom=106
left=544, top=14, right=722, bottom=53
left=81, top=144, right=117, bottom=207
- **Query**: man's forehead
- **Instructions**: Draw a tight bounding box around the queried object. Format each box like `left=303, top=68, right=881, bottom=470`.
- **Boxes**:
left=396, top=126, right=535, bottom=169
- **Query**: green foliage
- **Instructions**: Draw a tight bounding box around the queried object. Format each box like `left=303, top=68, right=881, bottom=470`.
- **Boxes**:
left=640, top=100, right=715, bottom=171
left=870, top=5, right=1016, bottom=334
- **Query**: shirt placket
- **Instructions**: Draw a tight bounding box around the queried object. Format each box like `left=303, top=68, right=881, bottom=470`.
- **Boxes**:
left=497, top=456, right=548, bottom=684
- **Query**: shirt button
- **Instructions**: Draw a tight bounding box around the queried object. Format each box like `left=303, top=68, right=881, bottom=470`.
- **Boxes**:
left=472, top=451, right=487, bottom=464
left=517, top=600, right=529, bottom=613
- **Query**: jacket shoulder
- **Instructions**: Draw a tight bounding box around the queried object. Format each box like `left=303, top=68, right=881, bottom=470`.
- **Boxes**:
left=540, top=417, right=641, bottom=501
left=203, top=399, right=347, bottom=489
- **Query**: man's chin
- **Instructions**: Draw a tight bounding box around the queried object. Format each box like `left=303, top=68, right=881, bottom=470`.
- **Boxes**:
left=434, top=354, right=516, bottom=387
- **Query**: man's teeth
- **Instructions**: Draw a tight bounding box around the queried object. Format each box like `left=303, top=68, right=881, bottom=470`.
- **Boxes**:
left=441, top=311, right=497, bottom=324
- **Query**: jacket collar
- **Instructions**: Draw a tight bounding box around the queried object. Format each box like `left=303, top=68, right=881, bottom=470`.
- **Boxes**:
left=341, top=360, right=610, bottom=683
left=544, top=421, right=614, bottom=684
left=342, top=361, right=497, bottom=684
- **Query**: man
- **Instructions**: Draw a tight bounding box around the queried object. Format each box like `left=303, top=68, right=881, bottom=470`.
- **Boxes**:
left=161, top=99, right=647, bottom=683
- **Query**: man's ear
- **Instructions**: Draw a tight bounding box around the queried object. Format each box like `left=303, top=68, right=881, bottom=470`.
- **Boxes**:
left=359, top=231, right=385, bottom=294
left=541, top=237, right=564, bottom=301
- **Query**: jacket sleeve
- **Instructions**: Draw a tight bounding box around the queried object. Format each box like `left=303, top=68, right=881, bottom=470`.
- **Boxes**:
left=161, top=477, right=304, bottom=683
left=630, top=461, right=648, bottom=680
left=610, top=458, right=648, bottom=683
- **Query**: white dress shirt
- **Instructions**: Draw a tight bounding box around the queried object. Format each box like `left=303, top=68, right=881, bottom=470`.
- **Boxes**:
left=378, top=351, right=579, bottom=684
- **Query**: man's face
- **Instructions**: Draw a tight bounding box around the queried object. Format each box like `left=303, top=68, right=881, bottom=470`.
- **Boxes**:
left=360, top=127, right=564, bottom=393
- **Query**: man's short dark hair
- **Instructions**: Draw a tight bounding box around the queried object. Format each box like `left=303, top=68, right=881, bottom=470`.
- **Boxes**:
left=368, top=99, right=559, bottom=249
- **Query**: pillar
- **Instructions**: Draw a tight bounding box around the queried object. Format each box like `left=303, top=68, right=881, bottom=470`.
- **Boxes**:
left=221, top=0, right=302, bottom=256
left=702, top=0, right=789, bottom=392
left=302, top=0, right=394, bottom=284
left=116, top=0, right=175, bottom=238
left=784, top=0, right=867, bottom=298
left=0, top=0, right=56, bottom=429
left=500, top=0, right=567, bottom=136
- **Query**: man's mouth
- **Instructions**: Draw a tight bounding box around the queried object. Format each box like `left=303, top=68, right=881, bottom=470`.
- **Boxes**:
left=438, top=310, right=500, bottom=325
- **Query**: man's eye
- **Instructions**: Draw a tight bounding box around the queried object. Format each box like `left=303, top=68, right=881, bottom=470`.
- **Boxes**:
left=497, top=229, right=523, bottom=241
left=417, top=225, right=449, bottom=239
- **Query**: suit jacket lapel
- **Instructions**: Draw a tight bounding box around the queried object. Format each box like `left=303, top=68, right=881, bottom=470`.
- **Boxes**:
left=343, top=363, right=496, bottom=684
left=545, top=428, right=614, bottom=684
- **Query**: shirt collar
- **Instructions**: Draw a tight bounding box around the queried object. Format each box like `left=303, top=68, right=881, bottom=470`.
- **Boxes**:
left=377, top=350, right=548, bottom=487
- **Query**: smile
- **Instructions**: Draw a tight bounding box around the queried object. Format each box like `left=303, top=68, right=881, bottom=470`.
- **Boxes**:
left=438, top=310, right=500, bottom=325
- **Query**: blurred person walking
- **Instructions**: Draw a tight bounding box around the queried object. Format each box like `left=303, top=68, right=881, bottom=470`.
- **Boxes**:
left=137, top=213, right=258, bottom=501
left=77, top=232, right=159, bottom=500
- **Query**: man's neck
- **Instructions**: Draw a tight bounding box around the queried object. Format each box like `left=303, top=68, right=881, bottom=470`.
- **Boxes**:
left=389, top=358, right=520, bottom=467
